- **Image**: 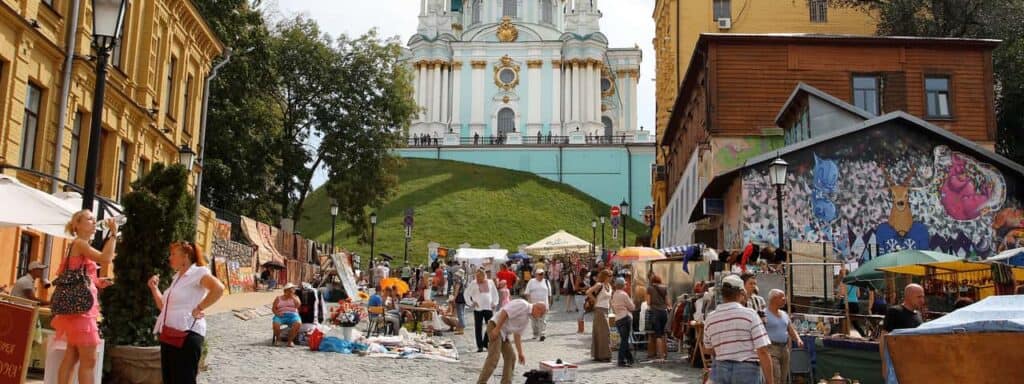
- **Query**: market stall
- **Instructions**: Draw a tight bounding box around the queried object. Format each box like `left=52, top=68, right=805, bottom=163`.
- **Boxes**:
left=523, top=230, right=592, bottom=257
left=454, top=247, right=508, bottom=273
left=878, top=260, right=1024, bottom=303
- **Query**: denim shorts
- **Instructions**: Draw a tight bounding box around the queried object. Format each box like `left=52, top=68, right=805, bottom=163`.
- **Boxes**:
left=273, top=312, right=301, bottom=324
left=711, top=360, right=763, bottom=384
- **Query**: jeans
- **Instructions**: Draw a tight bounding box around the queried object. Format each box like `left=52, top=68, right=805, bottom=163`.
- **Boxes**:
left=711, top=360, right=764, bottom=384
left=160, top=331, right=204, bottom=384
left=615, top=316, right=634, bottom=365
left=473, top=310, right=494, bottom=349
left=456, top=303, right=466, bottom=328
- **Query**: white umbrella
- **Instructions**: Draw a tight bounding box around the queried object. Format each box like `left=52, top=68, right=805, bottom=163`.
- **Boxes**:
left=0, top=175, right=78, bottom=237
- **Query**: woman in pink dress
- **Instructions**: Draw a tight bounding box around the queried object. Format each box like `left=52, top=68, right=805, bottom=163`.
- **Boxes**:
left=53, top=210, right=117, bottom=384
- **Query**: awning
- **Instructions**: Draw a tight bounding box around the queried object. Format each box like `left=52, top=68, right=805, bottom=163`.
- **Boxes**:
left=0, top=175, right=78, bottom=238
left=523, top=230, right=592, bottom=256
left=240, top=216, right=285, bottom=268
left=454, top=248, right=508, bottom=263
left=879, top=260, right=1024, bottom=283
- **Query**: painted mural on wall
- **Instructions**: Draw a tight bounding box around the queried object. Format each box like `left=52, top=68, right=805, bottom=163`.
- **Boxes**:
left=715, top=136, right=785, bottom=171
left=741, top=124, right=1023, bottom=261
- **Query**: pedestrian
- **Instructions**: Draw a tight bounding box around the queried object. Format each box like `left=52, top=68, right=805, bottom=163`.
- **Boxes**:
left=53, top=211, right=117, bottom=384
left=525, top=269, right=551, bottom=341
left=12, top=261, right=50, bottom=304
left=449, top=270, right=467, bottom=334
left=401, top=263, right=412, bottom=285
left=464, top=269, right=499, bottom=352
left=647, top=273, right=672, bottom=361
left=741, top=273, right=766, bottom=315
left=573, top=268, right=591, bottom=334
left=587, top=269, right=613, bottom=361
left=269, top=284, right=302, bottom=346
left=148, top=241, right=225, bottom=384
left=497, top=280, right=511, bottom=309
left=703, top=274, right=774, bottom=384
left=497, top=264, right=518, bottom=296
left=550, top=259, right=561, bottom=304
left=883, top=283, right=925, bottom=333
left=765, top=289, right=803, bottom=384
left=476, top=299, right=548, bottom=384
left=610, top=277, right=636, bottom=367
left=562, top=264, right=577, bottom=312
left=838, top=268, right=867, bottom=336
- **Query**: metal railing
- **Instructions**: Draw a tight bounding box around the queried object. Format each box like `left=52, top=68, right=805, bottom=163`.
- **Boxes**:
left=403, top=134, right=651, bottom=147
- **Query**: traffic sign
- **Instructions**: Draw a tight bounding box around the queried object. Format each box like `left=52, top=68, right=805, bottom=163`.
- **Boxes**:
left=610, top=206, right=621, bottom=217
left=611, top=216, right=620, bottom=228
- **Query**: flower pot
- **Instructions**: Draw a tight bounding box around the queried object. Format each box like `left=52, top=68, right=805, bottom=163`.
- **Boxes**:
left=340, top=325, right=355, bottom=341
left=107, top=345, right=162, bottom=384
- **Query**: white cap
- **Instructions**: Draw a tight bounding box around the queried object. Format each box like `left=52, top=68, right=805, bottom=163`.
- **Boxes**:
left=722, top=275, right=745, bottom=292
left=535, top=268, right=545, bottom=274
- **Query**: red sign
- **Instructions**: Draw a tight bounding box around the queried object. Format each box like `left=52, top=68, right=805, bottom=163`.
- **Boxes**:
left=610, top=206, right=621, bottom=217
left=0, top=298, right=38, bottom=384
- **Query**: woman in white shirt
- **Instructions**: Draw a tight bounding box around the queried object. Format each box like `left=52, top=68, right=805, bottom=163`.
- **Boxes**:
left=147, top=242, right=225, bottom=384
left=463, top=269, right=499, bottom=352
left=586, top=269, right=613, bottom=362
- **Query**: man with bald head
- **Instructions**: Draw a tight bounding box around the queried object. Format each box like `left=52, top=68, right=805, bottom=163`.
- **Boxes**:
left=883, top=283, right=924, bottom=333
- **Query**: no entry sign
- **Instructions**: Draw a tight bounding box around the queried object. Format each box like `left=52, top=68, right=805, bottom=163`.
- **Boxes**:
left=610, top=206, right=621, bottom=217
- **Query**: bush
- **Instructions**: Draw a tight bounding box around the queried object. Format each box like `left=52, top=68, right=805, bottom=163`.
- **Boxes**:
left=100, top=163, right=195, bottom=346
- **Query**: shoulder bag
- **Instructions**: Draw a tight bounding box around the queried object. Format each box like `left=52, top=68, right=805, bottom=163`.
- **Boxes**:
left=583, top=283, right=599, bottom=313
left=50, top=244, right=95, bottom=315
left=158, top=274, right=197, bottom=348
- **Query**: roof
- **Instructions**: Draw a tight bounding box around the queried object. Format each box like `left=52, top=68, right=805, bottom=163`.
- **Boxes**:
left=688, top=111, right=1024, bottom=223
left=664, top=33, right=1001, bottom=142
left=774, top=82, right=875, bottom=127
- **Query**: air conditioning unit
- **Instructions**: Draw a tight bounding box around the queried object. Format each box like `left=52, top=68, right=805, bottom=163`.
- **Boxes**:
left=717, top=17, right=732, bottom=30
left=653, top=164, right=667, bottom=181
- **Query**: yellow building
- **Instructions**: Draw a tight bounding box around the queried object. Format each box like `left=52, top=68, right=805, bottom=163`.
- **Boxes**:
left=650, top=0, right=876, bottom=246
left=0, top=0, right=222, bottom=289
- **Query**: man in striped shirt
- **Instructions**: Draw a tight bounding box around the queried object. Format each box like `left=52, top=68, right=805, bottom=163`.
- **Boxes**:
left=703, top=274, right=774, bottom=384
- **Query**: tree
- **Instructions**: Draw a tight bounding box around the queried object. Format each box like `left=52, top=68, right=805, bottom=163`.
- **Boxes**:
left=100, top=163, right=194, bottom=346
left=834, top=0, right=1024, bottom=166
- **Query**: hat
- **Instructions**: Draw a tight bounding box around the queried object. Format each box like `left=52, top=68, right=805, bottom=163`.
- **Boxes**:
left=613, top=277, right=626, bottom=286
left=535, top=268, right=546, bottom=274
left=28, top=262, right=48, bottom=271
left=282, top=283, right=298, bottom=291
left=722, top=275, right=745, bottom=292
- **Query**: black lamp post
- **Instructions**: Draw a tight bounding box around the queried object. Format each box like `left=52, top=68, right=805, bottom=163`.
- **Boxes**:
left=769, top=156, right=790, bottom=310
left=591, top=218, right=597, bottom=256
left=81, top=0, right=127, bottom=211
left=329, top=200, right=338, bottom=254
left=600, top=216, right=606, bottom=257
left=369, top=212, right=377, bottom=271
left=620, top=199, right=630, bottom=248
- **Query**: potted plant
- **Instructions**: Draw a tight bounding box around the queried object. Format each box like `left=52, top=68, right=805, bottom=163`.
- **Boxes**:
left=329, top=299, right=367, bottom=340
left=100, top=164, right=195, bottom=383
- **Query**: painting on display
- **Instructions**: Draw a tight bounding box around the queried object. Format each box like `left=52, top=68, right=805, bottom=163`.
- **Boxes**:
left=741, top=123, right=1023, bottom=261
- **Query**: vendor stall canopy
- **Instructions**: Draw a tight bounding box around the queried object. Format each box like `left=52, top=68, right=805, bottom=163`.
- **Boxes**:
left=842, top=250, right=958, bottom=289
left=523, top=230, right=592, bottom=256
left=892, top=295, right=1024, bottom=335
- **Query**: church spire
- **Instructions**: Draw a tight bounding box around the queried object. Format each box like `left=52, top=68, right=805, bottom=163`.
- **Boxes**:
left=565, top=0, right=601, bottom=35
left=417, top=0, right=453, bottom=39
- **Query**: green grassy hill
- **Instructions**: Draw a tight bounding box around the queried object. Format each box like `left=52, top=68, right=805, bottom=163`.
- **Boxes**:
left=296, top=158, right=645, bottom=268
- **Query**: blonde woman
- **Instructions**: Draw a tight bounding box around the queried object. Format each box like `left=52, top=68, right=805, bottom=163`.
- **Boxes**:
left=148, top=242, right=224, bottom=384
left=53, top=210, right=117, bottom=384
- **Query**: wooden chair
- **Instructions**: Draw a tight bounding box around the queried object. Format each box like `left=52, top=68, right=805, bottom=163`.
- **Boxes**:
left=365, top=306, right=390, bottom=337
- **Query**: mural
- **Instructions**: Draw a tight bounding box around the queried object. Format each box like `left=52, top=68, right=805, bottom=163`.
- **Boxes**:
left=715, top=136, right=785, bottom=171
left=740, top=124, right=1023, bottom=261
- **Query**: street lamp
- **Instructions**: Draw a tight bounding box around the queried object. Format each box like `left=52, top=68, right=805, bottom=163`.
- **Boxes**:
left=591, top=219, right=597, bottom=256
left=769, top=155, right=789, bottom=310
left=81, top=0, right=127, bottom=211
left=329, top=200, right=338, bottom=254
left=369, top=212, right=377, bottom=271
left=620, top=199, right=630, bottom=248
left=600, top=216, right=606, bottom=258
left=178, top=144, right=196, bottom=168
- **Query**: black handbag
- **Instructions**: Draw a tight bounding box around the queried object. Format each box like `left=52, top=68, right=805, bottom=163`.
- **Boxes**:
left=50, top=244, right=95, bottom=315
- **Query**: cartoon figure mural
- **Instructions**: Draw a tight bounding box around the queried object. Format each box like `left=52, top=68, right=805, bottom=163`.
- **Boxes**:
left=874, top=163, right=930, bottom=253
left=992, top=208, right=1024, bottom=251
left=934, top=146, right=1006, bottom=221
left=811, top=154, right=840, bottom=223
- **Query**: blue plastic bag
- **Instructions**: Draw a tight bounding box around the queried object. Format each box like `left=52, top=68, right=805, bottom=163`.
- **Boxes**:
left=317, top=336, right=369, bottom=354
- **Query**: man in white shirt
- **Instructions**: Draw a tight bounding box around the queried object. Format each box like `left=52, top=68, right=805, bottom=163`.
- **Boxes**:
left=524, top=269, right=551, bottom=341
left=464, top=269, right=499, bottom=352
left=12, top=262, right=49, bottom=304
left=477, top=298, right=547, bottom=384
left=703, top=275, right=774, bottom=384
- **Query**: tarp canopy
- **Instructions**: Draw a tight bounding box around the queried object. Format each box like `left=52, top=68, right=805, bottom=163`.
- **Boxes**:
left=454, top=248, right=508, bottom=263
left=892, top=295, right=1024, bottom=335
left=878, top=260, right=1024, bottom=281
left=986, top=247, right=1024, bottom=267
left=523, top=230, right=591, bottom=256
left=843, top=250, right=958, bottom=289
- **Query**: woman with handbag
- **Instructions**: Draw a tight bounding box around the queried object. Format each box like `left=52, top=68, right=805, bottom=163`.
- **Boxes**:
left=148, top=241, right=225, bottom=384
left=587, top=269, right=613, bottom=362
left=52, top=210, right=117, bottom=384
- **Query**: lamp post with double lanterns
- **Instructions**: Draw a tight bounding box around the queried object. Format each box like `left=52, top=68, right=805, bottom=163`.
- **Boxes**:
left=330, top=200, right=339, bottom=254
left=81, top=0, right=127, bottom=212
left=620, top=200, right=630, bottom=249
left=769, top=156, right=790, bottom=311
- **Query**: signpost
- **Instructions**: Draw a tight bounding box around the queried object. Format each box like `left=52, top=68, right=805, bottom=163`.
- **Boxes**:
left=404, top=208, right=414, bottom=266
left=611, top=216, right=619, bottom=240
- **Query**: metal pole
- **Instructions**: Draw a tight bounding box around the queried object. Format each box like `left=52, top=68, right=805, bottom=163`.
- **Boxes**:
left=823, top=241, right=828, bottom=302
left=592, top=225, right=596, bottom=256
left=82, top=47, right=111, bottom=211
left=601, top=220, right=606, bottom=258
left=404, top=236, right=410, bottom=267
left=330, top=214, right=337, bottom=254
left=777, top=184, right=791, bottom=313
left=622, top=214, right=628, bottom=249
left=370, top=222, right=376, bottom=271
left=194, top=49, right=235, bottom=228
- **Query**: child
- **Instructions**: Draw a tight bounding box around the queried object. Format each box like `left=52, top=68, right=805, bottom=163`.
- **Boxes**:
left=497, top=280, right=511, bottom=309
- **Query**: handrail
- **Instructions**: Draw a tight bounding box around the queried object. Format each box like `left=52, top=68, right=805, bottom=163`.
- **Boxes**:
left=402, top=134, right=652, bottom=147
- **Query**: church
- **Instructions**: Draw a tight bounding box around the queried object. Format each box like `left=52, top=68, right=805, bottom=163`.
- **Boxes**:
left=407, top=0, right=643, bottom=141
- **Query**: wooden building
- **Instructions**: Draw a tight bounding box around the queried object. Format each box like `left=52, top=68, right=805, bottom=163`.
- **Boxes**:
left=659, top=33, right=1000, bottom=248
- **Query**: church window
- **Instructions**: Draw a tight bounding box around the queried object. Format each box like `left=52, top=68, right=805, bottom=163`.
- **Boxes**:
left=541, top=0, right=552, bottom=24
left=503, top=0, right=517, bottom=18
left=499, top=68, right=516, bottom=84
left=472, top=0, right=482, bottom=23
left=601, top=78, right=612, bottom=93
left=498, top=108, right=515, bottom=135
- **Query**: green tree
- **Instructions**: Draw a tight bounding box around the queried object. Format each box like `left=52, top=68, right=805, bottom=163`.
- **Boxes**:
left=834, top=0, right=1024, bottom=165
left=100, top=163, right=194, bottom=346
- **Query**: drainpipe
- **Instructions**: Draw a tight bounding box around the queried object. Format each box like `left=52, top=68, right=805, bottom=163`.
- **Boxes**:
left=626, top=144, right=633, bottom=216
left=44, top=0, right=83, bottom=266
left=194, top=48, right=234, bottom=229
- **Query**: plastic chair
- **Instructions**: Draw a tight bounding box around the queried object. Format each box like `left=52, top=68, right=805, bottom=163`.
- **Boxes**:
left=365, top=306, right=389, bottom=337
left=790, top=347, right=814, bottom=383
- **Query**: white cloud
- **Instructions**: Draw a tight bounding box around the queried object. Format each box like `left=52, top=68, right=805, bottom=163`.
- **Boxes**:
left=273, top=0, right=657, bottom=187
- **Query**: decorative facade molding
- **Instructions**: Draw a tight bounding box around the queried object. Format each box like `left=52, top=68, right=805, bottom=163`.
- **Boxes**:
left=526, top=60, right=543, bottom=69
left=471, top=60, right=488, bottom=69
left=496, top=16, right=518, bottom=42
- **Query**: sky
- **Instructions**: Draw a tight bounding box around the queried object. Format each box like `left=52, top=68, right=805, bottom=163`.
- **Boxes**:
left=268, top=0, right=657, bottom=187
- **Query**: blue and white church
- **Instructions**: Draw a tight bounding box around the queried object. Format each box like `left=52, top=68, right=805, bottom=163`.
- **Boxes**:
left=399, top=0, right=654, bottom=219
left=407, top=0, right=642, bottom=139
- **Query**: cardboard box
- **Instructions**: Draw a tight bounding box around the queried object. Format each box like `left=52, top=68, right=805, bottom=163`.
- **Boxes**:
left=539, top=360, right=578, bottom=382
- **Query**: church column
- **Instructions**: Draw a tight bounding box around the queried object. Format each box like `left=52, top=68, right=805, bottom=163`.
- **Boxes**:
left=440, top=62, right=450, bottom=130
left=451, top=62, right=462, bottom=134
left=551, top=60, right=562, bottom=135
left=432, top=61, right=442, bottom=123
left=527, top=60, right=542, bottom=136
left=470, top=60, right=486, bottom=136
left=571, top=60, right=581, bottom=125
left=418, top=62, right=428, bottom=123
left=593, top=60, right=603, bottom=129
left=582, top=60, right=592, bottom=129
left=562, top=62, right=571, bottom=126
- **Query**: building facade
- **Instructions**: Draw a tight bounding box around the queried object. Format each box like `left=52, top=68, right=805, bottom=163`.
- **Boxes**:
left=408, top=0, right=642, bottom=140
left=0, top=0, right=222, bottom=287
left=659, top=34, right=1000, bottom=249
left=650, top=0, right=876, bottom=247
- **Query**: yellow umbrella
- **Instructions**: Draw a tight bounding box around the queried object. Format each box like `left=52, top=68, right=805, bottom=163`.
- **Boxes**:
left=379, top=277, right=409, bottom=295
left=611, top=247, right=666, bottom=264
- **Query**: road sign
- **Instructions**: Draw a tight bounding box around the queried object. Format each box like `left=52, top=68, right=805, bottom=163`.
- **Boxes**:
left=610, top=216, right=620, bottom=228
left=610, top=206, right=621, bottom=217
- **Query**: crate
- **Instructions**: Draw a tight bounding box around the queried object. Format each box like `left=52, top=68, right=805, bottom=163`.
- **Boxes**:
left=539, top=360, right=578, bottom=382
